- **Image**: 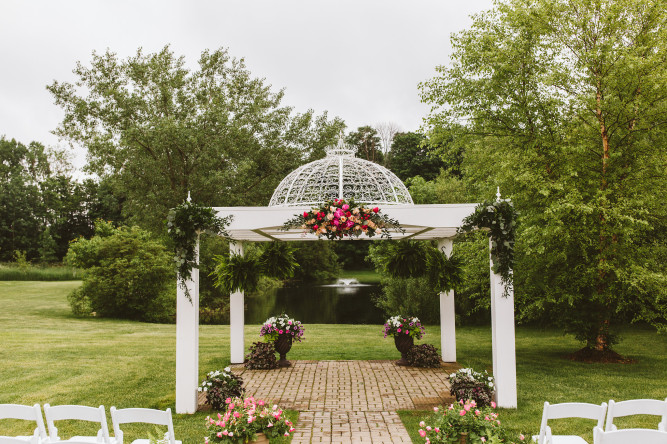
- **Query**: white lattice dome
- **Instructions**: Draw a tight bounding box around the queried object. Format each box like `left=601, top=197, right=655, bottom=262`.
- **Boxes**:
left=269, top=138, right=414, bottom=207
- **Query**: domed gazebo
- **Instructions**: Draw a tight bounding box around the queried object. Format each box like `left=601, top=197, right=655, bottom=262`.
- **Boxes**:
left=174, top=137, right=517, bottom=413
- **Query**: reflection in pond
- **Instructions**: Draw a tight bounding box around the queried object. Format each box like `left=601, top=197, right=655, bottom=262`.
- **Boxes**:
left=245, top=282, right=384, bottom=324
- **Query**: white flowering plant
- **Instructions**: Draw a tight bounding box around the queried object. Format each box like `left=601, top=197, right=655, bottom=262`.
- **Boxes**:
left=449, top=368, right=495, bottom=407
left=259, top=314, right=305, bottom=342
left=383, top=315, right=425, bottom=339
left=198, top=368, right=244, bottom=411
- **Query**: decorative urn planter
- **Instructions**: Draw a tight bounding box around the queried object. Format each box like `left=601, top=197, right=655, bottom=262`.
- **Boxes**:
left=458, top=432, right=469, bottom=444
left=253, top=432, right=270, bottom=443
left=393, top=334, right=414, bottom=366
left=274, top=334, right=293, bottom=367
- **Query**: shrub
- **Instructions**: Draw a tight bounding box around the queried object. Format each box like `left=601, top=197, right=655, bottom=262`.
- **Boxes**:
left=198, top=368, right=244, bottom=411
left=245, top=342, right=278, bottom=370
left=407, top=344, right=441, bottom=368
left=449, top=368, right=495, bottom=408
left=67, top=287, right=92, bottom=316
left=65, top=221, right=174, bottom=322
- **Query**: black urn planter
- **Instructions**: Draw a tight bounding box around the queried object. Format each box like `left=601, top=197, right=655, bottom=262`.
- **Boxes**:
left=393, top=334, right=414, bottom=366
left=274, top=334, right=293, bottom=368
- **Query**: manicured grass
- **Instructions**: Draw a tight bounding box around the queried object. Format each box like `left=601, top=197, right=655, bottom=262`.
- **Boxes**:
left=0, top=264, right=83, bottom=281
left=1, top=281, right=665, bottom=443
left=339, top=269, right=381, bottom=284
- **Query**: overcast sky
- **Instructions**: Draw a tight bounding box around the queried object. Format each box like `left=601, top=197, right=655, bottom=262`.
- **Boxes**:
left=1, top=0, right=494, bottom=171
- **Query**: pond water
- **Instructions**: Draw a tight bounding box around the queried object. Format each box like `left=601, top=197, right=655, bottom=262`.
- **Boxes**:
left=245, top=279, right=385, bottom=324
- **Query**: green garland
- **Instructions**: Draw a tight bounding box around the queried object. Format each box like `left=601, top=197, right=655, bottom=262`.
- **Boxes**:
left=459, top=199, right=517, bottom=296
left=166, top=200, right=232, bottom=302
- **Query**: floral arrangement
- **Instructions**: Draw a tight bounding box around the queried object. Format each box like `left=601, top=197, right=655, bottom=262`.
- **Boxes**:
left=281, top=198, right=403, bottom=240
left=259, top=314, right=305, bottom=342
left=418, top=400, right=526, bottom=444
left=449, top=368, right=495, bottom=408
left=383, top=315, right=425, bottom=340
left=198, top=368, right=244, bottom=411
left=204, top=396, right=295, bottom=443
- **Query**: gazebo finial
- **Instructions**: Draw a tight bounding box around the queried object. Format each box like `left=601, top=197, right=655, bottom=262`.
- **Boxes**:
left=496, top=186, right=502, bottom=201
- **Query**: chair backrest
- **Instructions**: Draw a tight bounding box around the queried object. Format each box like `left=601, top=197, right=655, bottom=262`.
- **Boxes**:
left=0, top=437, right=38, bottom=444
left=536, top=401, right=608, bottom=444
left=0, top=403, right=48, bottom=441
left=605, top=398, right=667, bottom=431
left=110, top=407, right=176, bottom=444
left=595, top=427, right=667, bottom=444
left=43, top=404, right=111, bottom=443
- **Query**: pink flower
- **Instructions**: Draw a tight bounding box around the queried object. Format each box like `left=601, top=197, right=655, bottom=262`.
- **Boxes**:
left=435, top=428, right=440, bottom=433
left=342, top=204, right=349, bottom=210
left=481, top=438, right=486, bottom=443
left=419, top=430, right=426, bottom=438
left=233, top=412, right=240, bottom=418
left=459, top=410, right=466, bottom=416
left=217, top=432, right=222, bottom=438
left=284, top=432, right=289, bottom=436
left=279, top=330, right=283, bottom=334
left=475, top=410, right=481, bottom=416
left=426, top=426, right=432, bottom=431
left=433, top=407, right=439, bottom=412
left=397, top=328, right=401, bottom=332
left=419, top=421, right=426, bottom=427
left=405, top=330, right=409, bottom=335
left=491, top=401, right=496, bottom=408
left=520, top=434, right=525, bottom=441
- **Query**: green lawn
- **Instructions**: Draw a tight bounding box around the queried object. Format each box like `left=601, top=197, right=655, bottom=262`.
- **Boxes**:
left=1, top=281, right=665, bottom=443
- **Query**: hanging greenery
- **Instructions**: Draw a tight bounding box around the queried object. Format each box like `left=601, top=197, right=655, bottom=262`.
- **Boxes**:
left=211, top=243, right=299, bottom=294
left=459, top=199, right=517, bottom=296
left=166, top=200, right=232, bottom=302
left=378, top=240, right=463, bottom=293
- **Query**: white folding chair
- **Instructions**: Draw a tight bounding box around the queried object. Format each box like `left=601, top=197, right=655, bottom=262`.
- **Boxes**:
left=0, top=441, right=93, bottom=444
left=0, top=404, right=48, bottom=444
left=595, top=427, right=667, bottom=444
left=532, top=401, right=607, bottom=444
left=605, top=398, right=667, bottom=432
left=109, top=408, right=179, bottom=444
left=43, top=404, right=113, bottom=444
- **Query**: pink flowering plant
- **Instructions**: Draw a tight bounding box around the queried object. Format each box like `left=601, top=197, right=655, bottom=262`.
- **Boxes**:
left=281, top=198, right=403, bottom=240
left=418, top=400, right=526, bottom=444
left=204, top=396, right=295, bottom=443
left=383, top=315, right=425, bottom=339
left=259, top=314, right=305, bottom=342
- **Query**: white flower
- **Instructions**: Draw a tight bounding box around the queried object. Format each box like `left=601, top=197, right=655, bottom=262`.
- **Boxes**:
left=224, top=367, right=231, bottom=372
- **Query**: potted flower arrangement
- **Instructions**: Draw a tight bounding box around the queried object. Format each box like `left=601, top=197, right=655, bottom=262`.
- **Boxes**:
left=449, top=368, right=495, bottom=408
left=282, top=198, right=403, bottom=240
left=383, top=315, right=425, bottom=366
left=260, top=314, right=305, bottom=367
left=204, top=396, right=295, bottom=444
left=418, top=400, right=526, bottom=444
left=198, top=367, right=244, bottom=410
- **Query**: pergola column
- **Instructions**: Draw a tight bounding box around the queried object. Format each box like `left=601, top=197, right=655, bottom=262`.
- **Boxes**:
left=437, top=238, right=456, bottom=362
left=489, top=239, right=517, bottom=408
left=229, top=242, right=245, bottom=364
left=175, top=238, right=199, bottom=414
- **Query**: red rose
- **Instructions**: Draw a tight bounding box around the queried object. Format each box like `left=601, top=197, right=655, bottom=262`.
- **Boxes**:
left=373, top=207, right=379, bottom=213
left=346, top=211, right=351, bottom=217
left=303, top=211, right=309, bottom=217
left=362, top=225, right=368, bottom=230
left=313, top=224, right=319, bottom=230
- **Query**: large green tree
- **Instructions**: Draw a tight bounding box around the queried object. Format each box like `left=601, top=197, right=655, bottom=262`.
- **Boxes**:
left=387, top=132, right=444, bottom=182
left=48, top=46, right=344, bottom=231
left=421, top=0, right=667, bottom=352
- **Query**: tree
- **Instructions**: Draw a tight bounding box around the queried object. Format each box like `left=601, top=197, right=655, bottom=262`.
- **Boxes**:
left=48, top=46, right=344, bottom=232
left=374, top=121, right=400, bottom=155
left=421, top=0, right=667, bottom=354
left=346, top=126, right=384, bottom=163
left=387, top=132, right=444, bottom=181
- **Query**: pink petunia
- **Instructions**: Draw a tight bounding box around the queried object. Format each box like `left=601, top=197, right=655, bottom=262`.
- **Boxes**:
left=419, top=430, right=426, bottom=438
left=459, top=410, right=466, bottom=416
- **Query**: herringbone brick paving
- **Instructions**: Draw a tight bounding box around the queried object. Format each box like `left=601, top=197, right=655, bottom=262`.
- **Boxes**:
left=200, top=360, right=458, bottom=443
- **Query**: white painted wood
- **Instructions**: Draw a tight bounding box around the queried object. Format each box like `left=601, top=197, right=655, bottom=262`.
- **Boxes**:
left=490, top=238, right=518, bottom=408
left=229, top=242, right=245, bottom=364
left=175, top=240, right=199, bottom=414
left=111, top=407, right=180, bottom=444
left=437, top=239, right=456, bottom=363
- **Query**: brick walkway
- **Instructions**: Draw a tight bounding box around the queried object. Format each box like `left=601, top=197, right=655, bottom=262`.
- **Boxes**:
left=200, top=360, right=458, bottom=443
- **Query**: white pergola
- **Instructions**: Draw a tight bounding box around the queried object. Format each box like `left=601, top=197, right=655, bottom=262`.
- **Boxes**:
left=175, top=203, right=518, bottom=413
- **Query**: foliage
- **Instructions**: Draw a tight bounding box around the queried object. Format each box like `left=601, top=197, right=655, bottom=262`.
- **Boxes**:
left=198, top=368, right=244, bottom=411
left=65, top=221, right=174, bottom=322
left=0, top=264, right=82, bottom=281
left=373, top=276, right=440, bottom=324
left=387, top=132, right=443, bottom=182
left=166, top=200, right=231, bottom=301
left=346, top=126, right=383, bottom=163
left=420, top=0, right=667, bottom=350
left=259, top=314, right=305, bottom=343
left=407, top=344, right=441, bottom=368
left=419, top=401, right=526, bottom=443
left=257, top=242, right=298, bottom=280
left=282, top=198, right=403, bottom=240
left=407, top=175, right=470, bottom=205
left=204, top=396, right=295, bottom=443
left=459, top=199, right=517, bottom=297
left=198, top=236, right=231, bottom=324
left=244, top=342, right=278, bottom=370
left=383, top=315, right=425, bottom=340
left=290, top=242, right=341, bottom=283
left=48, top=46, right=344, bottom=232
left=449, top=368, right=495, bottom=408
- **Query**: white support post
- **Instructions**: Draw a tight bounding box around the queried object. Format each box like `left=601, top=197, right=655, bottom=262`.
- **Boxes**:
left=229, top=242, right=245, bottom=364
left=489, top=239, right=517, bottom=408
left=438, top=239, right=457, bottom=363
left=176, top=238, right=199, bottom=414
